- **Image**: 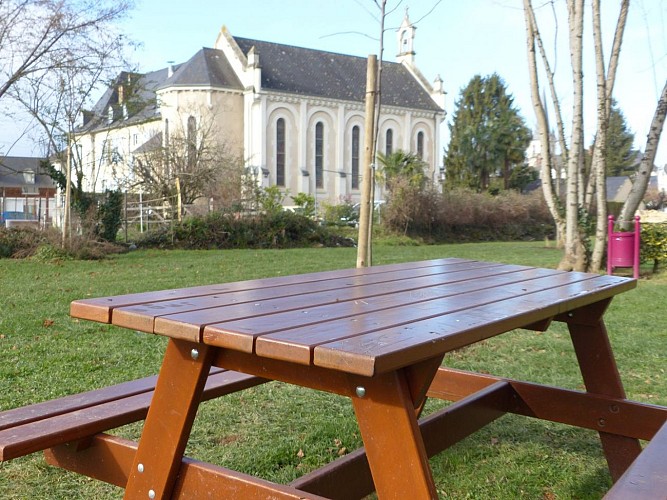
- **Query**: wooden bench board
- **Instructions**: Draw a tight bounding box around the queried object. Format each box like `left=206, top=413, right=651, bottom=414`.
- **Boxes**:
left=0, top=369, right=266, bottom=461
left=603, top=419, right=667, bottom=499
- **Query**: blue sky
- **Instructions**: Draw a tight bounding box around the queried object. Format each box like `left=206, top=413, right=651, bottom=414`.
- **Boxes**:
left=2, top=0, right=666, bottom=168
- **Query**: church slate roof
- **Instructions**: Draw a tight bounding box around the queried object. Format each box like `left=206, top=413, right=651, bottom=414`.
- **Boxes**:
left=79, top=33, right=442, bottom=134
left=165, top=48, right=242, bottom=89
left=234, top=37, right=442, bottom=112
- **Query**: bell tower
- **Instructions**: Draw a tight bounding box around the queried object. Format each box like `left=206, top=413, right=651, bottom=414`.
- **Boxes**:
left=397, top=8, right=416, bottom=65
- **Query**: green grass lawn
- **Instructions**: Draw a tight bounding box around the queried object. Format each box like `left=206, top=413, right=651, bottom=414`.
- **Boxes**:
left=0, top=241, right=665, bottom=499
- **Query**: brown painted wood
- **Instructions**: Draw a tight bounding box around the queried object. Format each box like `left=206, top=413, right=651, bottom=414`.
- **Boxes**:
left=123, top=339, right=214, bottom=499
left=567, top=312, right=643, bottom=481
left=0, top=369, right=265, bottom=462
left=351, top=369, right=438, bottom=499
left=167, top=263, right=533, bottom=346
left=70, top=258, right=481, bottom=325
left=61, top=259, right=651, bottom=498
left=291, top=380, right=512, bottom=499
left=313, top=282, right=633, bottom=376
left=45, top=433, right=330, bottom=499
left=132, top=260, right=510, bottom=333
left=603, top=420, right=667, bottom=499
left=427, top=368, right=667, bottom=441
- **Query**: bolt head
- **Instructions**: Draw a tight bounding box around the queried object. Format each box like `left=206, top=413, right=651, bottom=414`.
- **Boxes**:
left=137, top=463, right=144, bottom=473
left=148, top=490, right=156, bottom=499
left=191, top=349, right=199, bottom=360
left=355, top=386, right=366, bottom=398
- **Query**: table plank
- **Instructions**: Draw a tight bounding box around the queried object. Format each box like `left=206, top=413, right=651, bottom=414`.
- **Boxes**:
left=202, top=269, right=582, bottom=360
left=313, top=274, right=636, bottom=375
left=116, top=261, right=509, bottom=337
left=198, top=266, right=547, bottom=351
left=70, top=258, right=482, bottom=325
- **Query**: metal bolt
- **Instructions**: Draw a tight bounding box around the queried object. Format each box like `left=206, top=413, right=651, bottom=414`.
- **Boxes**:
left=191, top=349, right=199, bottom=360
left=567, top=312, right=574, bottom=318
left=598, top=418, right=606, bottom=427
left=355, top=386, right=366, bottom=398
left=137, top=463, right=144, bottom=473
left=148, top=490, right=156, bottom=499
left=609, top=404, right=620, bottom=414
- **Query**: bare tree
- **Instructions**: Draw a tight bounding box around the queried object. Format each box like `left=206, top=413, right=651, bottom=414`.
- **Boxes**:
left=0, top=0, right=132, bottom=102
left=618, top=79, right=667, bottom=227
left=523, top=0, right=630, bottom=272
left=132, top=115, right=245, bottom=214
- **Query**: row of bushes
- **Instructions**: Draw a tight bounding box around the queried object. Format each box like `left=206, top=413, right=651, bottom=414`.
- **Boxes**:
left=383, top=184, right=555, bottom=242
left=136, top=211, right=354, bottom=250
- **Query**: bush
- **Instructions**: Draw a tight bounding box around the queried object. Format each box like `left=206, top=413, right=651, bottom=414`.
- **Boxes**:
left=0, top=227, right=127, bottom=260
left=136, top=210, right=355, bottom=250
left=641, top=222, right=667, bottom=272
left=382, top=185, right=554, bottom=243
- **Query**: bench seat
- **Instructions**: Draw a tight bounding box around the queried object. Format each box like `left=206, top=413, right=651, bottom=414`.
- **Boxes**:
left=0, top=368, right=266, bottom=461
left=603, top=419, right=667, bottom=499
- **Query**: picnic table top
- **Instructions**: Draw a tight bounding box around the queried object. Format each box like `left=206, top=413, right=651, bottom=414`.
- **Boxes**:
left=70, top=258, right=636, bottom=377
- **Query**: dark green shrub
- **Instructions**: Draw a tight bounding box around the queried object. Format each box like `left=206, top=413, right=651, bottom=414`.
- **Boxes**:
left=97, top=190, right=123, bottom=242
left=136, top=210, right=353, bottom=250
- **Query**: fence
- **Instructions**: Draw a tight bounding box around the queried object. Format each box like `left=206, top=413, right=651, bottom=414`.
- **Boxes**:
left=0, top=196, right=59, bottom=228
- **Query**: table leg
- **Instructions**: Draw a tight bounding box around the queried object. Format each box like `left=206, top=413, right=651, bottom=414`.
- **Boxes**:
left=351, top=369, right=438, bottom=500
left=567, top=310, right=642, bottom=481
left=124, top=339, right=213, bottom=500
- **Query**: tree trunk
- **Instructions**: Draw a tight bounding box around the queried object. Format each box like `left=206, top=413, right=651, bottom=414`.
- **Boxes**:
left=560, top=0, right=587, bottom=272
left=523, top=0, right=566, bottom=242
left=619, top=79, right=667, bottom=227
left=589, top=0, right=629, bottom=272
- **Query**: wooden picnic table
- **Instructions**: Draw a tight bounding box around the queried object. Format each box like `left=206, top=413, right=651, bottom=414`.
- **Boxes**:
left=58, top=258, right=666, bottom=499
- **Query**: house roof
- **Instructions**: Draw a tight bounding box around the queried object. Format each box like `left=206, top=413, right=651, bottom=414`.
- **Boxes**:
left=607, top=176, right=631, bottom=200
left=0, top=157, right=56, bottom=189
left=234, top=37, right=442, bottom=111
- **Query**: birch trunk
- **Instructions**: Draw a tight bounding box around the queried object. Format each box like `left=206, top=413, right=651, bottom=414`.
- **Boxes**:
left=560, top=0, right=587, bottom=271
left=523, top=0, right=566, bottom=241
left=589, top=0, right=630, bottom=272
left=619, top=79, right=667, bottom=227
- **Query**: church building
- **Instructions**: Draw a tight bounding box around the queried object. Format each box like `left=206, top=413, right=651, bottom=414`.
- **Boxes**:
left=74, top=12, right=446, bottom=208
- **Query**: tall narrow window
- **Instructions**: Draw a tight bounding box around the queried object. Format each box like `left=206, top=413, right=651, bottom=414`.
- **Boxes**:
left=164, top=119, right=170, bottom=178
left=417, top=131, right=424, bottom=158
left=187, top=116, right=196, bottom=169
left=276, top=118, right=285, bottom=186
left=351, top=126, right=360, bottom=190
left=385, top=128, right=393, bottom=156
left=315, top=122, right=324, bottom=189
left=164, top=119, right=170, bottom=148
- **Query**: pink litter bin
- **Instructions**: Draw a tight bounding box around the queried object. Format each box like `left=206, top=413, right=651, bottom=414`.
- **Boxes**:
left=607, top=215, right=640, bottom=279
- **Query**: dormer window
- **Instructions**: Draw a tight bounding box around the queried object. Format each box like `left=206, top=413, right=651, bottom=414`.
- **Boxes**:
left=21, top=171, right=35, bottom=184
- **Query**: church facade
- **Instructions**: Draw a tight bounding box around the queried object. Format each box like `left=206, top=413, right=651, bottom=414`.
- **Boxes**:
left=74, top=14, right=446, bottom=207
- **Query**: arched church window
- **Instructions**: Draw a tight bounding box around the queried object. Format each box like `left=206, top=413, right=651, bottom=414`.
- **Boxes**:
left=276, top=118, right=285, bottom=187
left=187, top=116, right=196, bottom=169
left=351, top=126, right=360, bottom=190
left=315, top=122, right=324, bottom=189
left=385, top=129, right=393, bottom=156
left=417, top=131, right=424, bottom=158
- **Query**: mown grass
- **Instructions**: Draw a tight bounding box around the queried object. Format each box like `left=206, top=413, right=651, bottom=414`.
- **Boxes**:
left=0, top=241, right=665, bottom=499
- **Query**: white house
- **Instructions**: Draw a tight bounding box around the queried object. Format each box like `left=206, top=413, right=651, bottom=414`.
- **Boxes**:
left=73, top=12, right=446, bottom=208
